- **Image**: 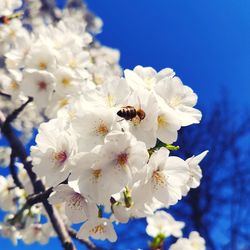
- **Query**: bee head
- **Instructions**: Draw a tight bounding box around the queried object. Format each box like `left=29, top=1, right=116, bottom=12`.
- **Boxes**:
left=137, top=109, right=146, bottom=120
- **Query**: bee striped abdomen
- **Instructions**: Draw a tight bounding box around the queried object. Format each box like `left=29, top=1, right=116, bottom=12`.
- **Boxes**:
left=117, top=106, right=137, bottom=120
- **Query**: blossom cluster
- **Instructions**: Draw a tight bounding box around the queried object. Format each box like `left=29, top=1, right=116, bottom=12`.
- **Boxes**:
left=146, top=210, right=206, bottom=249
left=0, top=0, right=208, bottom=248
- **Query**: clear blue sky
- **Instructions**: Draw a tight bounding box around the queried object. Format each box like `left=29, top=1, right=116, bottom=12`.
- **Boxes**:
left=1, top=0, right=250, bottom=249
left=85, top=0, right=250, bottom=109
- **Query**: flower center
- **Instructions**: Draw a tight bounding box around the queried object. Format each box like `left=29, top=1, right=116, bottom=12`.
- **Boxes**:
left=157, top=115, right=167, bottom=128
left=69, top=193, right=84, bottom=209
left=90, top=224, right=106, bottom=234
left=54, top=151, right=67, bottom=164
left=62, top=77, right=71, bottom=87
left=37, top=81, right=47, bottom=91
left=39, top=62, right=47, bottom=70
left=152, top=171, right=166, bottom=187
left=117, top=153, right=128, bottom=166
left=92, top=169, right=102, bottom=179
left=33, top=224, right=42, bottom=234
left=96, top=122, right=109, bottom=136
left=10, top=81, right=19, bottom=90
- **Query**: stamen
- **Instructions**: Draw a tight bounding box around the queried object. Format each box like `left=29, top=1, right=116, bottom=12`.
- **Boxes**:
left=39, top=62, right=47, bottom=70
left=54, top=151, right=67, bottom=164
left=117, top=153, right=128, bottom=166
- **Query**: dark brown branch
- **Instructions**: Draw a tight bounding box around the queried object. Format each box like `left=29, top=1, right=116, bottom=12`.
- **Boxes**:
left=5, top=97, right=33, bottom=124
left=0, top=91, right=11, bottom=99
left=0, top=103, right=76, bottom=250
left=9, top=151, right=23, bottom=189
left=26, top=187, right=53, bottom=206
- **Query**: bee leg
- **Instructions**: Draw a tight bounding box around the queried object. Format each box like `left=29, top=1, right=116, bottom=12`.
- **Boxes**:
left=117, top=118, right=124, bottom=122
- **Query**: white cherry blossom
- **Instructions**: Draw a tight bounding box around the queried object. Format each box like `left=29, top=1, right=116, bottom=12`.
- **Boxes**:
left=154, top=76, right=202, bottom=126
left=169, top=231, right=206, bottom=250
left=124, top=88, right=158, bottom=148
left=31, top=118, right=78, bottom=187
left=0, top=0, right=22, bottom=16
left=0, top=175, right=18, bottom=212
left=145, top=147, right=189, bottom=206
left=182, top=151, right=209, bottom=196
left=21, top=69, right=56, bottom=108
left=124, top=65, right=175, bottom=91
left=77, top=218, right=117, bottom=243
left=48, top=184, right=98, bottom=223
left=71, top=106, right=118, bottom=151
left=21, top=223, right=54, bottom=245
left=146, top=210, right=185, bottom=238
left=25, top=44, right=57, bottom=73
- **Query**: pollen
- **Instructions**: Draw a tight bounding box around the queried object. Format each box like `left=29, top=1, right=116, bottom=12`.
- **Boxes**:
left=37, top=81, right=47, bottom=91
left=157, top=115, right=167, bottom=128
left=132, top=115, right=141, bottom=126
left=68, top=193, right=84, bottom=209
left=152, top=170, right=166, bottom=187
left=62, top=77, right=71, bottom=87
left=10, top=80, right=19, bottom=90
left=53, top=151, right=67, bottom=164
left=117, top=153, right=128, bottom=167
left=90, top=224, right=106, bottom=234
left=39, top=62, right=47, bottom=70
left=58, top=98, right=69, bottom=108
left=92, top=169, right=102, bottom=179
left=96, top=122, right=109, bottom=136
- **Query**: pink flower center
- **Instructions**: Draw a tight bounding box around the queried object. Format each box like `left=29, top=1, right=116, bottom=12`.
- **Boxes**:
left=38, top=81, right=47, bottom=91
left=54, top=151, right=67, bottom=164
left=33, top=224, right=42, bottom=234
left=117, top=153, right=128, bottom=166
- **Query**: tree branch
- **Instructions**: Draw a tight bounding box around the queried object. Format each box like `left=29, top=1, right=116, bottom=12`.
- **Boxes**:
left=0, top=102, right=76, bottom=250
left=0, top=91, right=11, bottom=99
left=26, top=187, right=53, bottom=206
left=5, top=97, right=33, bottom=124
left=9, top=151, right=24, bottom=189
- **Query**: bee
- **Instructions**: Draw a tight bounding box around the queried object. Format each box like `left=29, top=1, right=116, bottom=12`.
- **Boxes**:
left=117, top=106, right=146, bottom=122
left=0, top=12, right=23, bottom=25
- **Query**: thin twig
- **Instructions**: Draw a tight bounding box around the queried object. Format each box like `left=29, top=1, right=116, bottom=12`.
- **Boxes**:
left=26, top=187, right=53, bottom=206
left=5, top=97, right=33, bottom=124
left=0, top=91, right=11, bottom=99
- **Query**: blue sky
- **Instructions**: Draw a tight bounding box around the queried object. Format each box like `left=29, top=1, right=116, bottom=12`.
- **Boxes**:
left=86, top=0, right=250, bottom=108
left=1, top=0, right=250, bottom=249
